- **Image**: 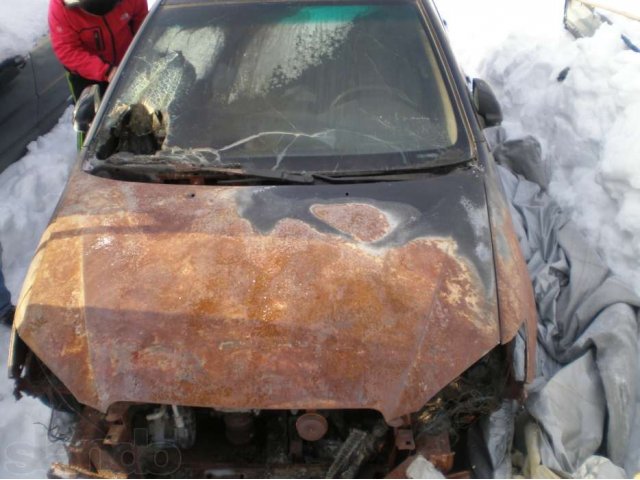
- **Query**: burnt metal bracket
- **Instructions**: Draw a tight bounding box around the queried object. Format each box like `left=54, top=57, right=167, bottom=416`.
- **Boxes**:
left=394, top=427, right=416, bottom=451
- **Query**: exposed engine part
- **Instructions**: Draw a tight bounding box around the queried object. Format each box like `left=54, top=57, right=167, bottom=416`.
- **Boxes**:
left=224, top=412, right=255, bottom=446
left=105, top=403, right=133, bottom=446
left=325, top=429, right=366, bottom=479
left=10, top=342, right=81, bottom=413
left=47, top=408, right=76, bottom=443
left=24, top=346, right=510, bottom=478
left=146, top=404, right=196, bottom=449
left=203, top=464, right=329, bottom=479
left=289, top=431, right=304, bottom=460
left=296, top=412, right=329, bottom=442
left=416, top=430, right=455, bottom=474
left=386, top=431, right=458, bottom=479
left=415, top=347, right=507, bottom=440
left=394, top=427, right=415, bottom=450
left=325, top=422, right=388, bottom=479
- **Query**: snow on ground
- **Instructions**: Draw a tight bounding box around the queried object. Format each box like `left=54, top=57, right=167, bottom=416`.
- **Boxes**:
left=0, top=0, right=49, bottom=59
left=0, top=111, right=75, bottom=477
left=438, top=0, right=640, bottom=296
left=0, top=110, right=76, bottom=300
left=482, top=25, right=640, bottom=296
left=1, top=0, right=639, bottom=477
left=0, top=328, right=68, bottom=478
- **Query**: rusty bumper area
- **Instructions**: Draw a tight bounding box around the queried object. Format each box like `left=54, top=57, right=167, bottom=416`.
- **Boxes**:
left=14, top=167, right=513, bottom=422
left=44, top=359, right=503, bottom=480
left=43, top=405, right=477, bottom=479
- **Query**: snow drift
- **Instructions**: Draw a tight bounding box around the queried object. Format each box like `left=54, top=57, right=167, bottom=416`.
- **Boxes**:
left=438, top=0, right=640, bottom=297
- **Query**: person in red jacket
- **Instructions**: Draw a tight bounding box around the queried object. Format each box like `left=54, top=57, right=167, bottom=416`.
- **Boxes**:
left=49, top=0, right=148, bottom=102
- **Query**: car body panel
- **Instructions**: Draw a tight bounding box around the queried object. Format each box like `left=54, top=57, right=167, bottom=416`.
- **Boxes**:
left=0, top=37, right=69, bottom=172
left=14, top=161, right=510, bottom=422
left=482, top=145, right=537, bottom=381
left=32, top=38, right=70, bottom=132
left=0, top=55, right=38, bottom=171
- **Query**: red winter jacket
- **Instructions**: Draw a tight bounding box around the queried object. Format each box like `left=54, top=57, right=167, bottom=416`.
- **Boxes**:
left=48, top=0, right=148, bottom=82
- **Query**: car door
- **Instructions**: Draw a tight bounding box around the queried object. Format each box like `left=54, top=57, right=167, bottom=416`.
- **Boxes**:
left=31, top=37, right=70, bottom=138
left=0, top=52, right=38, bottom=172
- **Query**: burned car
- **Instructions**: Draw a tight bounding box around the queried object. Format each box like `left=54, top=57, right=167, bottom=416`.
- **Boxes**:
left=9, top=0, right=536, bottom=477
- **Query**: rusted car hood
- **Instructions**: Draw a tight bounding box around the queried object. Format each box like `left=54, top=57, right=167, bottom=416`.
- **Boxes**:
left=16, top=164, right=518, bottom=422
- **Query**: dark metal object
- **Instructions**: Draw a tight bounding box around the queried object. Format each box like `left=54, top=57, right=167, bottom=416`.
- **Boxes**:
left=472, top=79, right=502, bottom=127
left=416, top=431, right=454, bottom=473
left=289, top=434, right=304, bottom=461
left=145, top=405, right=197, bottom=449
left=203, top=464, right=329, bottom=479
left=49, top=407, right=142, bottom=479
left=104, top=403, right=132, bottom=446
left=394, top=428, right=415, bottom=451
left=73, top=85, right=99, bottom=134
left=296, top=412, right=329, bottom=442
left=56, top=407, right=132, bottom=478
left=326, top=429, right=367, bottom=479
left=326, top=423, right=388, bottom=479
left=385, top=431, right=455, bottom=478
left=224, top=412, right=255, bottom=446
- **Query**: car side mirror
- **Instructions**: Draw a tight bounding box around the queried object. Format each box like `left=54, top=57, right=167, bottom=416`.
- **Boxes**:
left=472, top=78, right=503, bottom=128
left=73, top=85, right=101, bottom=134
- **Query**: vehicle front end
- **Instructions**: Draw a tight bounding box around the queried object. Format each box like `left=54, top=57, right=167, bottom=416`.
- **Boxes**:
left=9, top=0, right=536, bottom=477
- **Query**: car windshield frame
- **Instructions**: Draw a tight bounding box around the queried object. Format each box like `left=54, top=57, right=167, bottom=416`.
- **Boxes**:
left=84, top=0, right=475, bottom=176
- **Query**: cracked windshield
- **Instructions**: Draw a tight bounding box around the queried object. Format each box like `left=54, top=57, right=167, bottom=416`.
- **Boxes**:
left=92, top=2, right=468, bottom=173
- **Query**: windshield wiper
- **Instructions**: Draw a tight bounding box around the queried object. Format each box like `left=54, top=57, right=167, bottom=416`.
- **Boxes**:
left=312, top=150, right=473, bottom=183
left=88, top=141, right=470, bottom=185
left=89, top=157, right=315, bottom=184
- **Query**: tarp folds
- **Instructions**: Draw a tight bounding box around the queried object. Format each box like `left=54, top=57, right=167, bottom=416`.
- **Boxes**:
left=481, top=130, right=640, bottom=477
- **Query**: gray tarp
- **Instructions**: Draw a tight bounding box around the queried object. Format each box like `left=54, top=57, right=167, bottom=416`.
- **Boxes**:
left=477, top=129, right=640, bottom=478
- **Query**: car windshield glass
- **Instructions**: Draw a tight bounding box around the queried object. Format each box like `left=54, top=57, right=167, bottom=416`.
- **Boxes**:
left=90, top=1, right=471, bottom=173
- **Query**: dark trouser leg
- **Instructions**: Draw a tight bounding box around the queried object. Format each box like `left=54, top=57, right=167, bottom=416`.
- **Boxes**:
left=0, top=243, right=13, bottom=324
left=66, top=72, right=108, bottom=103
left=65, top=72, right=108, bottom=149
left=0, top=268, right=11, bottom=318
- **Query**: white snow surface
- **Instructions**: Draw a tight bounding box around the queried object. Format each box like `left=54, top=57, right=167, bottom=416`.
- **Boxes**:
left=0, top=0, right=49, bottom=60
left=0, top=328, right=68, bottom=478
left=438, top=0, right=640, bottom=296
left=0, top=110, right=76, bottom=300
left=0, top=111, right=75, bottom=478
left=1, top=0, right=640, bottom=477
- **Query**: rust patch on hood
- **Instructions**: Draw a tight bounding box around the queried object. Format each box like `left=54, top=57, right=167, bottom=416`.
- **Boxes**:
left=310, top=203, right=392, bottom=242
left=15, top=168, right=502, bottom=422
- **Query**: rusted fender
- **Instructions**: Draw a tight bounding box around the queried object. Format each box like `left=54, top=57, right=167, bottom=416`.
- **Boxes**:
left=483, top=152, right=537, bottom=383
